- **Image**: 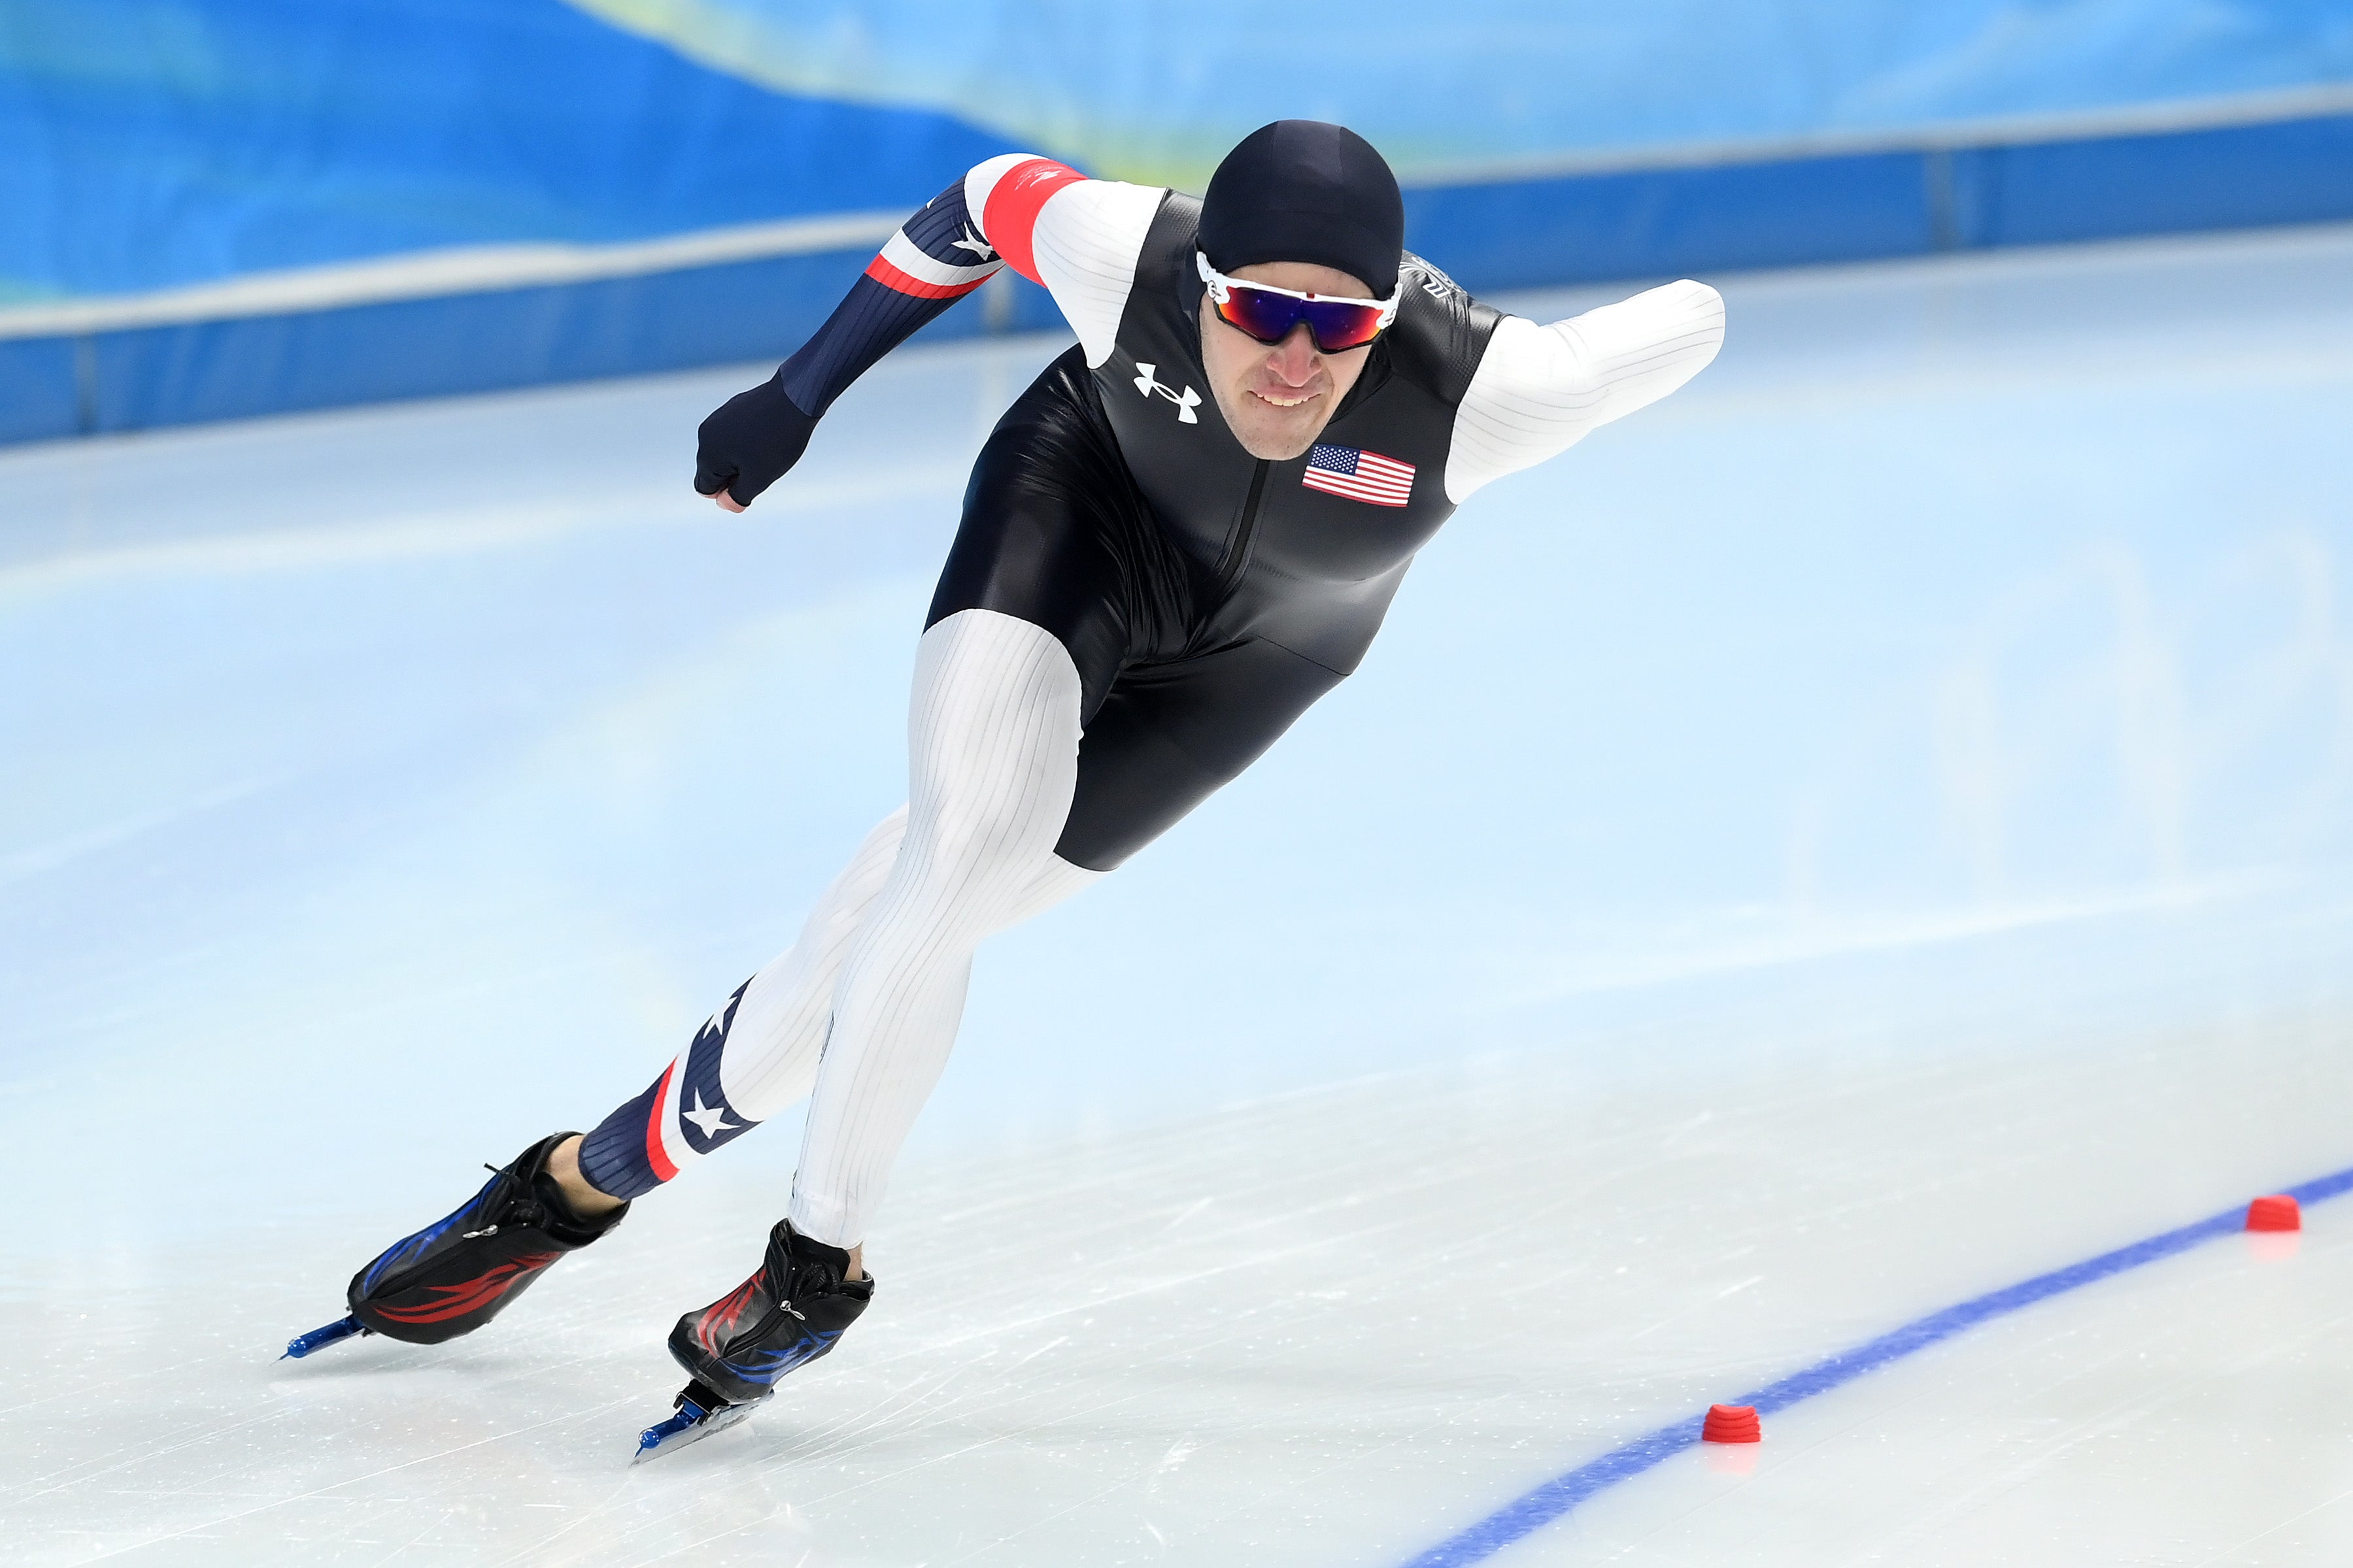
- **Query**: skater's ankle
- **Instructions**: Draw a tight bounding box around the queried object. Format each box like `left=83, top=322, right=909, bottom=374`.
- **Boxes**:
left=549, top=1135, right=626, bottom=1218
left=792, top=1223, right=864, bottom=1283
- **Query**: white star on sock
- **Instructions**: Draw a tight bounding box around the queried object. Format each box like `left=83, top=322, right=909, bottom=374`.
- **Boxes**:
left=681, top=1089, right=741, bottom=1140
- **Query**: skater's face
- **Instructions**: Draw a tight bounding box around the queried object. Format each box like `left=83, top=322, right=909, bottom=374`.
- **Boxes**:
left=1198, top=261, right=1376, bottom=461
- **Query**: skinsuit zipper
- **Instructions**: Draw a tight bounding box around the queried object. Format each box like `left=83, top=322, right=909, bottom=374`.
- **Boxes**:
left=1214, top=459, right=1271, bottom=601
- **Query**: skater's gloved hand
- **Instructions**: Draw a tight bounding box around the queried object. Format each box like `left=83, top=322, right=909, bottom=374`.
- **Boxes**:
left=694, top=374, right=818, bottom=512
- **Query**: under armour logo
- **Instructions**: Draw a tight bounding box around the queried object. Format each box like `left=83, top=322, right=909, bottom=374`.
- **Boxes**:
left=951, top=224, right=995, bottom=261
left=1132, top=363, right=1201, bottom=424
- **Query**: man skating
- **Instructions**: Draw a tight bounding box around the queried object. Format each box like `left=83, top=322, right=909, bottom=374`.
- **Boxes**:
left=290, top=121, right=1725, bottom=1456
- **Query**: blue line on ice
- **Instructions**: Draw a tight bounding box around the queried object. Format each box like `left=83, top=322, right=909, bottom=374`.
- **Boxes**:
left=1402, top=1162, right=2353, bottom=1568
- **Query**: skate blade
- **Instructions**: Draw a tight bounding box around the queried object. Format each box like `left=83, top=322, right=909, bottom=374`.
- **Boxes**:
left=632, top=1387, right=770, bottom=1464
left=280, top=1314, right=369, bottom=1360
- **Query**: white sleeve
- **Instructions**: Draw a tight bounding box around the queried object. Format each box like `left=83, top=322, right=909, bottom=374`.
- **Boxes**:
left=964, top=155, right=1164, bottom=370
left=1444, top=279, right=1726, bottom=505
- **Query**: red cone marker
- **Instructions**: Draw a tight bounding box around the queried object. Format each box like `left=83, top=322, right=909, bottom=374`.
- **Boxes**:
left=1702, top=1404, right=1761, bottom=1443
left=2246, top=1195, right=2301, bottom=1232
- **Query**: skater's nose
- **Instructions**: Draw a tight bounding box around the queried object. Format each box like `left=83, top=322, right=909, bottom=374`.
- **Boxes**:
left=1264, top=324, right=1319, bottom=385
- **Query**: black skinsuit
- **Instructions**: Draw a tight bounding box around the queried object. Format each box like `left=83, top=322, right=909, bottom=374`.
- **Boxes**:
left=930, top=192, right=1502, bottom=870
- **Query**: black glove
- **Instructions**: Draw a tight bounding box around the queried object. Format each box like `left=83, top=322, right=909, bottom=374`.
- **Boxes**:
left=694, top=373, right=818, bottom=507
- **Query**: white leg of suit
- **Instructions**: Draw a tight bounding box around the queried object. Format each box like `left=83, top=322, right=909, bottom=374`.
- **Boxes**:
left=785, top=609, right=1096, bottom=1246
left=578, top=610, right=1096, bottom=1210
left=715, top=805, right=909, bottom=1124
left=720, top=793, right=1094, bottom=1128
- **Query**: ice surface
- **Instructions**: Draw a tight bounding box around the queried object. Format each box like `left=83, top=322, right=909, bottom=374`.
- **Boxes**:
left=4, top=225, right=2352, bottom=1563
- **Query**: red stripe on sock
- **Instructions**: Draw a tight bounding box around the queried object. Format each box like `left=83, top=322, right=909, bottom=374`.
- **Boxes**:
left=645, top=1060, right=679, bottom=1182
left=981, top=158, right=1085, bottom=287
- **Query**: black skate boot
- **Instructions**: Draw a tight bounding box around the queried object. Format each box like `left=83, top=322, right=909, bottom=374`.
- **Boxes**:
left=632, top=1220, right=873, bottom=1461
left=282, top=1133, right=628, bottom=1359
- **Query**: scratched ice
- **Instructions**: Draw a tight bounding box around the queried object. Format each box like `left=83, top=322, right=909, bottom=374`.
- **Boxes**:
left=4, top=225, right=2352, bottom=1565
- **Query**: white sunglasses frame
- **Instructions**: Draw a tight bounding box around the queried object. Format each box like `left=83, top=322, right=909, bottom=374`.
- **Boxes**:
left=1195, top=251, right=1402, bottom=344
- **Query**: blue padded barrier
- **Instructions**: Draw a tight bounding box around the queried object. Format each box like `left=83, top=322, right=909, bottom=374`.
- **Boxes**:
left=4, top=256, right=1064, bottom=442
left=89, top=251, right=877, bottom=433
left=1411, top=110, right=2353, bottom=293
left=4, top=109, right=2350, bottom=445
left=1961, top=114, right=2353, bottom=247
left=1404, top=150, right=1938, bottom=293
left=0, top=338, right=84, bottom=445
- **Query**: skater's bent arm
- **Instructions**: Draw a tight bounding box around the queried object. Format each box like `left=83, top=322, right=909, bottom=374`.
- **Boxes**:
left=1444, top=279, right=1726, bottom=504
left=695, top=158, right=1160, bottom=510
left=694, top=174, right=1010, bottom=509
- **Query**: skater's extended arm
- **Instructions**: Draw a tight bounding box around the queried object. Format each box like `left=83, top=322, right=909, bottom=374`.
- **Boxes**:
left=694, top=156, right=1160, bottom=509
left=1444, top=278, right=1727, bottom=504
left=692, top=175, right=1007, bottom=509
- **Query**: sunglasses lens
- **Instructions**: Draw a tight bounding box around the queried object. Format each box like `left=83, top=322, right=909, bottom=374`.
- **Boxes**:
left=1296, top=299, right=1387, bottom=352
left=1213, top=283, right=1386, bottom=352
left=1213, top=284, right=1303, bottom=344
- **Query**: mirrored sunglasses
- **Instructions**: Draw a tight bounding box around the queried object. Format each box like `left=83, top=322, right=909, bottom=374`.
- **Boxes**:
left=1197, top=252, right=1400, bottom=354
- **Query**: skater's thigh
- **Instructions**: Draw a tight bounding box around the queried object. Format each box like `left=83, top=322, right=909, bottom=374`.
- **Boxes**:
left=925, top=347, right=1187, bottom=721
left=1054, top=637, right=1347, bottom=871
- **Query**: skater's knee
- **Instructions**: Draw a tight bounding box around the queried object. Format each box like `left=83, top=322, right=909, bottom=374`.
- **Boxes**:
left=856, top=805, right=911, bottom=866
left=901, top=792, right=1064, bottom=897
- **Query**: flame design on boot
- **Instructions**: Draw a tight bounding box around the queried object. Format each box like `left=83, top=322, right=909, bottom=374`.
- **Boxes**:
left=666, top=1220, right=874, bottom=1406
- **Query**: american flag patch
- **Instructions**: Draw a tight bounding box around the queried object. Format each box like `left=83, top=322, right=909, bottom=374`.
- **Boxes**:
left=1302, top=443, right=1415, bottom=507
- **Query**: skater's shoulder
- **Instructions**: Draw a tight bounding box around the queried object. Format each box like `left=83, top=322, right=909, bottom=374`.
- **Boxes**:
left=964, top=156, right=1169, bottom=257
left=1381, top=252, right=1504, bottom=409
